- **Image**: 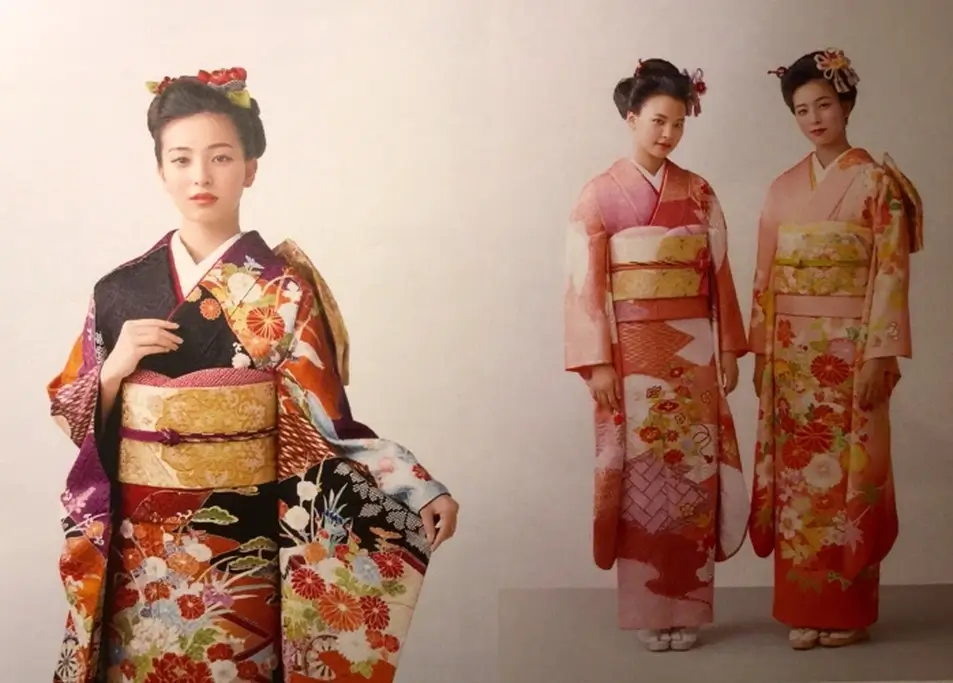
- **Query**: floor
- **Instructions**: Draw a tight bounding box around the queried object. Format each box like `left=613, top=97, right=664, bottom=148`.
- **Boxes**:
left=498, top=584, right=953, bottom=683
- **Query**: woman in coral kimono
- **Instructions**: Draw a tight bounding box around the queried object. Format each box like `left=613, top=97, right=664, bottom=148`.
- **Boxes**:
left=46, top=68, right=459, bottom=683
left=564, top=59, right=750, bottom=652
left=748, top=48, right=922, bottom=650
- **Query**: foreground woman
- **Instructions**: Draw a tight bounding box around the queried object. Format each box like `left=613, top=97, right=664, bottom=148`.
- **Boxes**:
left=748, top=48, right=922, bottom=650
left=564, top=58, right=749, bottom=652
left=47, top=67, right=459, bottom=682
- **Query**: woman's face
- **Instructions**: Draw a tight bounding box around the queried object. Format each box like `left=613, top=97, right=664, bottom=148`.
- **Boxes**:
left=157, top=112, right=257, bottom=225
left=627, top=94, right=686, bottom=162
left=791, top=79, right=852, bottom=148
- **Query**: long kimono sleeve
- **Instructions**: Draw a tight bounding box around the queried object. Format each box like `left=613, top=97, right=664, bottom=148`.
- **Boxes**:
left=705, top=187, right=748, bottom=357
left=864, top=174, right=913, bottom=360
left=275, top=279, right=446, bottom=681
left=747, top=195, right=781, bottom=355
left=46, top=296, right=116, bottom=683
left=564, top=181, right=613, bottom=375
left=277, top=282, right=450, bottom=512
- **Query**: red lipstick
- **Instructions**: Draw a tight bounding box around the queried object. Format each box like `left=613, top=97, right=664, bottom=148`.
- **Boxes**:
left=190, top=192, right=218, bottom=205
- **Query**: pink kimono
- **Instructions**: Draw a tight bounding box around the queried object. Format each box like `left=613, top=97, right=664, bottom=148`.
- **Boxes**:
left=564, top=158, right=749, bottom=629
left=747, top=147, right=923, bottom=629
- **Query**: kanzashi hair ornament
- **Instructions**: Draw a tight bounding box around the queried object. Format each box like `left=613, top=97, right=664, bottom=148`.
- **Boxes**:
left=635, top=59, right=646, bottom=76
left=814, top=48, right=860, bottom=93
left=146, top=67, right=252, bottom=109
left=767, top=66, right=788, bottom=78
left=684, top=68, right=706, bottom=116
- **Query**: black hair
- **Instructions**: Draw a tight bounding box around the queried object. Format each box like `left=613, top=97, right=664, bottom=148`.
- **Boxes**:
left=776, top=51, right=858, bottom=112
left=146, top=77, right=266, bottom=162
left=612, top=58, right=693, bottom=118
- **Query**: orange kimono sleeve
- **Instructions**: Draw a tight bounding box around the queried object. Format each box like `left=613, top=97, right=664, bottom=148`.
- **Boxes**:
left=864, top=174, right=913, bottom=361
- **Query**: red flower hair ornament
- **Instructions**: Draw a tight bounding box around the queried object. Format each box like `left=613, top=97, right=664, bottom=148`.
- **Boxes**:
left=683, top=68, right=706, bottom=116
left=633, top=60, right=707, bottom=117
left=146, top=67, right=252, bottom=108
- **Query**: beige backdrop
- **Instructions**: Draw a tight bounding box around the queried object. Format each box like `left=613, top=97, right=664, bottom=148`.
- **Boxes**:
left=1, top=1, right=951, bottom=681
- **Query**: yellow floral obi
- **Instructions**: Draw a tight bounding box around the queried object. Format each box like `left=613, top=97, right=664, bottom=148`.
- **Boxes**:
left=773, top=221, right=871, bottom=318
left=117, top=368, right=278, bottom=490
left=608, top=231, right=710, bottom=322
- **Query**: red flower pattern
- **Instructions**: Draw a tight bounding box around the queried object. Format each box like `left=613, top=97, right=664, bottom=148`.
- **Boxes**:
left=412, top=464, right=432, bottom=481
left=776, top=318, right=795, bottom=348
left=372, top=552, right=404, bottom=579
left=144, top=581, right=171, bottom=602
left=810, top=354, right=850, bottom=387
left=360, top=595, right=391, bottom=630
left=144, top=653, right=213, bottom=683
left=663, top=449, right=684, bottom=465
left=177, top=594, right=206, bottom=620
left=291, top=567, right=326, bottom=599
left=237, top=660, right=260, bottom=679
left=207, top=643, right=234, bottom=662
left=794, top=420, right=834, bottom=454
left=781, top=438, right=812, bottom=469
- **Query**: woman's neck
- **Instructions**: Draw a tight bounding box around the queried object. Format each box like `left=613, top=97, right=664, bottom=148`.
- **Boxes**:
left=814, top=137, right=852, bottom=169
left=633, top=146, right=665, bottom=176
left=178, top=219, right=241, bottom=263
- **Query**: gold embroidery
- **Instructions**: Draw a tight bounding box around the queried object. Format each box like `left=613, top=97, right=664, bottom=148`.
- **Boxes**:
left=611, top=268, right=704, bottom=300
left=118, top=380, right=278, bottom=489
left=654, top=234, right=708, bottom=262
left=773, top=222, right=872, bottom=297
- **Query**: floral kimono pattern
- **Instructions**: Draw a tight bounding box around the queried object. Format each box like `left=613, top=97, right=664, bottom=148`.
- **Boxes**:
left=747, top=148, right=922, bottom=629
left=564, top=159, right=749, bottom=629
left=47, top=231, right=450, bottom=682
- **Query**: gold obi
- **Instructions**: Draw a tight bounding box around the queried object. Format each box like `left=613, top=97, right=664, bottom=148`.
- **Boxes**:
left=773, top=221, right=872, bottom=318
left=117, top=369, right=278, bottom=490
left=608, top=232, right=710, bottom=321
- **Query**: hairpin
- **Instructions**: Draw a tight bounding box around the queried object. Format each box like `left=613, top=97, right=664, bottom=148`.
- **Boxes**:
left=683, top=68, right=706, bottom=116
left=146, top=67, right=252, bottom=108
left=814, top=48, right=859, bottom=93
left=635, top=59, right=646, bottom=76
left=767, top=66, right=787, bottom=78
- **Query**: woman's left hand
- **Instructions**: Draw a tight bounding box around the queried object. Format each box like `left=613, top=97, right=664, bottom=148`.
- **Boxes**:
left=856, top=358, right=891, bottom=410
left=720, top=351, right=739, bottom=395
left=420, top=494, right=459, bottom=552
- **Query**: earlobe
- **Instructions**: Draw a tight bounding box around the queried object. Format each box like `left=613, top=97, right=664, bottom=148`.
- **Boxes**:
left=244, top=159, right=259, bottom=188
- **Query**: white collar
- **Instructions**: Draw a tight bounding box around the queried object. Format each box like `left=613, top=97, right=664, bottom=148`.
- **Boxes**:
left=811, top=148, right=851, bottom=183
left=170, top=230, right=244, bottom=294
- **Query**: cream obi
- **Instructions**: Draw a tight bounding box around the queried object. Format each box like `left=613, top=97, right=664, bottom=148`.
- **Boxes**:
left=117, top=368, right=278, bottom=490
left=608, top=230, right=710, bottom=322
left=773, top=221, right=872, bottom=319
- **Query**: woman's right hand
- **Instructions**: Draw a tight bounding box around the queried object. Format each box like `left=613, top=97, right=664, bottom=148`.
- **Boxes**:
left=753, top=354, right=766, bottom=398
left=586, top=364, right=621, bottom=411
left=102, top=319, right=182, bottom=384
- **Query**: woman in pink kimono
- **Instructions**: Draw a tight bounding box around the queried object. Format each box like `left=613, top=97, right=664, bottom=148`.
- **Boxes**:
left=563, top=58, right=750, bottom=652
left=748, top=48, right=923, bottom=650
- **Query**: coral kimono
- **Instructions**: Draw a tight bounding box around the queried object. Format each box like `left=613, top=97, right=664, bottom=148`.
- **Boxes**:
left=47, top=231, right=450, bottom=683
left=564, top=159, right=750, bottom=630
left=747, top=148, right=922, bottom=629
